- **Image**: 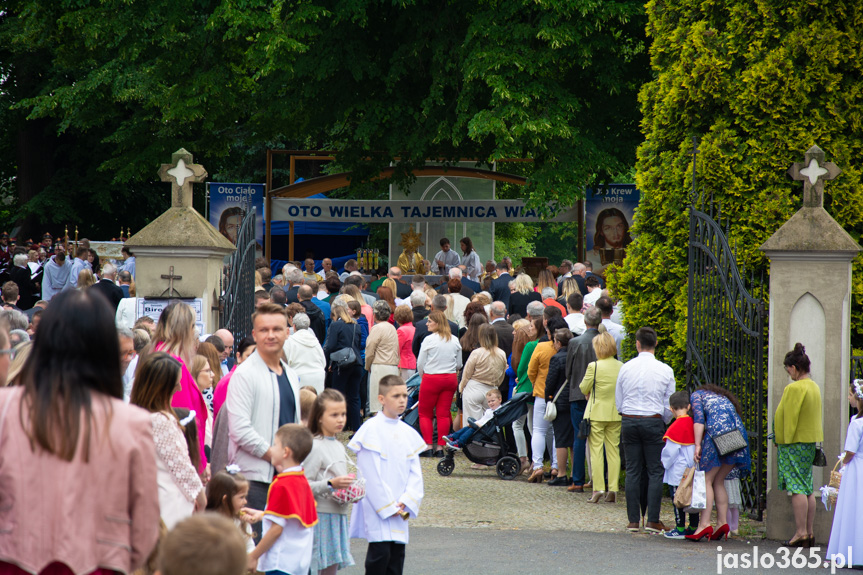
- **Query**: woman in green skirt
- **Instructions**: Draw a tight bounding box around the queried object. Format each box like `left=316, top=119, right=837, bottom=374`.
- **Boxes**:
left=774, top=343, right=823, bottom=548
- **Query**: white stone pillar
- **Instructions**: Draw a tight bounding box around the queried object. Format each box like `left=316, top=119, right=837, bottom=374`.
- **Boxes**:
left=760, top=146, right=860, bottom=544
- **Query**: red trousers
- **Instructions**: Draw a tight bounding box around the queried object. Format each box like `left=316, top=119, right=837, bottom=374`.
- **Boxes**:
left=418, top=372, right=457, bottom=446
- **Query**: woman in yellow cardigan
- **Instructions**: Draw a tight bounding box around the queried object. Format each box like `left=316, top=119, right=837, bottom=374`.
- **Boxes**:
left=774, top=343, right=823, bottom=548
left=579, top=328, right=623, bottom=503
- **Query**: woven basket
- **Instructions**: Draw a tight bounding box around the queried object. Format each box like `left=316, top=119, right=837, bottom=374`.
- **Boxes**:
left=830, top=459, right=843, bottom=489
left=826, top=459, right=843, bottom=507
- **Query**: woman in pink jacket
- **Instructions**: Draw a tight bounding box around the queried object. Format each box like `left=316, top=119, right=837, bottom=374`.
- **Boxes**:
left=0, top=289, right=160, bottom=575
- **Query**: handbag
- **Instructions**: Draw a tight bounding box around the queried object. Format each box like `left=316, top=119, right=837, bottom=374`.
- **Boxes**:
left=674, top=467, right=696, bottom=509
left=577, top=363, right=597, bottom=439
left=711, top=427, right=747, bottom=456
left=542, top=374, right=569, bottom=422
left=330, top=323, right=358, bottom=368
left=813, top=444, right=827, bottom=467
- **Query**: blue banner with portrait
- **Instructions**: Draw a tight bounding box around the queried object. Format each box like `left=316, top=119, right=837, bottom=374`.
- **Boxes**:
left=584, top=184, right=640, bottom=276
left=207, top=183, right=266, bottom=245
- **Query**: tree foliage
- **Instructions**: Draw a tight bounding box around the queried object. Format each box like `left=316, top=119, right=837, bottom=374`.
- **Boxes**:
left=611, top=0, right=863, bottom=378
left=2, top=0, right=649, bottom=238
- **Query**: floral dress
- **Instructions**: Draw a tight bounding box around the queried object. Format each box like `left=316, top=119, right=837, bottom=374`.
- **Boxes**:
left=691, top=389, right=751, bottom=479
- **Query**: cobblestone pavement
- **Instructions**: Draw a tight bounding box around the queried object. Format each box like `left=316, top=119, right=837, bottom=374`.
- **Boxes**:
left=410, top=452, right=705, bottom=533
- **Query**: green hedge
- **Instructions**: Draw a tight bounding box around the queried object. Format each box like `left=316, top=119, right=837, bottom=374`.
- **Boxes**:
left=610, top=0, right=863, bottom=382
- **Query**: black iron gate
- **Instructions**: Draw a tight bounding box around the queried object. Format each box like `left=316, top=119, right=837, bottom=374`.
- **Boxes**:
left=220, top=207, right=257, bottom=343
left=685, top=139, right=767, bottom=520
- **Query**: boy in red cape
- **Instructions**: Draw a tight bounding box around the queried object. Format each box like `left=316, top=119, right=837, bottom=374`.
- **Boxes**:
left=661, top=390, right=699, bottom=539
left=247, top=424, right=318, bottom=574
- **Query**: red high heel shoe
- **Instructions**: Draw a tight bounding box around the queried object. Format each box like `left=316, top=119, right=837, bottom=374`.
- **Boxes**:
left=685, top=526, right=714, bottom=541
left=710, top=524, right=730, bottom=541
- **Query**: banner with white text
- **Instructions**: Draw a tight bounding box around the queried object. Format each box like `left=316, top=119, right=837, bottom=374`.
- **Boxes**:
left=270, top=199, right=578, bottom=223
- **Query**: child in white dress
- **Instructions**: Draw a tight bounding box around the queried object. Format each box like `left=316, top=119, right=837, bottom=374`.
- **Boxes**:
left=827, top=380, right=863, bottom=566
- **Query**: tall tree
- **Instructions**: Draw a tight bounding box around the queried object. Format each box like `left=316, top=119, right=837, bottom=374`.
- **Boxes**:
left=612, top=0, right=863, bottom=376
left=3, top=0, right=649, bottom=238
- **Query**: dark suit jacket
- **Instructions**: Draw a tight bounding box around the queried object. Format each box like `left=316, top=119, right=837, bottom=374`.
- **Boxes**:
left=285, top=286, right=300, bottom=304
left=411, top=317, right=458, bottom=359
left=411, top=306, right=430, bottom=325
left=90, top=279, right=124, bottom=312
left=489, top=273, right=512, bottom=308
left=394, top=280, right=412, bottom=299
left=566, top=328, right=599, bottom=402
left=461, top=278, right=481, bottom=293
left=436, top=283, right=475, bottom=298
left=9, top=265, right=35, bottom=310
left=490, top=319, right=514, bottom=359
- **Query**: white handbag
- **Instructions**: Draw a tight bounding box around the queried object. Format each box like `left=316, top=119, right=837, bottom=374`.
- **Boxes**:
left=543, top=378, right=569, bottom=422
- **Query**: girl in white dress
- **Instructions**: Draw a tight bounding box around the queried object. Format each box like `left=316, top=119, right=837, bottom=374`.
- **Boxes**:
left=130, top=352, right=206, bottom=529
left=827, top=380, right=863, bottom=565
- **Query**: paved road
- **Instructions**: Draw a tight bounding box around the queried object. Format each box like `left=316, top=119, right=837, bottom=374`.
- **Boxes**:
left=342, top=528, right=837, bottom=574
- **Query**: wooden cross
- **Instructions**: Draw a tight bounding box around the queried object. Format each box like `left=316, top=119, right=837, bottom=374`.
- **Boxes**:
left=787, top=145, right=841, bottom=208
left=160, top=266, right=183, bottom=297
left=158, top=148, right=208, bottom=208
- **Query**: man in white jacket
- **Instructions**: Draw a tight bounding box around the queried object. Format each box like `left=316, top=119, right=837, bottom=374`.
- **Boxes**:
left=226, top=302, right=301, bottom=537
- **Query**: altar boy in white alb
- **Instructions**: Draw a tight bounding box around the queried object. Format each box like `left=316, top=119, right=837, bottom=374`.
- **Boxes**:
left=348, top=374, right=425, bottom=575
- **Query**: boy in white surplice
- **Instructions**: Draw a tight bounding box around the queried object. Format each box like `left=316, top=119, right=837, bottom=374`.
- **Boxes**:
left=348, top=375, right=425, bottom=575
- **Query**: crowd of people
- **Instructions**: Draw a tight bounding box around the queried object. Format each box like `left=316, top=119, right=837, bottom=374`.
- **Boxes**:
left=0, top=239, right=859, bottom=574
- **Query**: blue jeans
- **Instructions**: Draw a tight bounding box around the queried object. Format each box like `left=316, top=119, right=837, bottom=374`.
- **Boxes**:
left=448, top=425, right=476, bottom=446
left=569, top=400, right=587, bottom=485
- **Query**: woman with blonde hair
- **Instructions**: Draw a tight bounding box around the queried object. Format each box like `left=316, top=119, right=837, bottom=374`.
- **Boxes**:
left=459, top=324, right=507, bottom=421
left=152, top=301, right=209, bottom=471
left=579, top=327, right=623, bottom=503
left=508, top=273, right=542, bottom=318
left=77, top=268, right=96, bottom=290
left=557, top=276, right=582, bottom=308
left=322, top=302, right=363, bottom=431
left=537, top=269, right=558, bottom=298
left=417, top=310, right=462, bottom=456
left=382, top=278, right=402, bottom=305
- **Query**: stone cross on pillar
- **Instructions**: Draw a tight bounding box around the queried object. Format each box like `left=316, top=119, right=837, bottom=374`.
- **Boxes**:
left=786, top=144, right=841, bottom=207
left=158, top=148, right=208, bottom=208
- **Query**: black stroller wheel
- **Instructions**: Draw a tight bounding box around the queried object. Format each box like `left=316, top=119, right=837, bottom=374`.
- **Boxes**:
left=437, top=458, right=455, bottom=476
left=496, top=456, right=519, bottom=480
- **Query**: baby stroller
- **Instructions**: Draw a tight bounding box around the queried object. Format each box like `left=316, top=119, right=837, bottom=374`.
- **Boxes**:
left=399, top=372, right=422, bottom=433
left=436, top=392, right=531, bottom=481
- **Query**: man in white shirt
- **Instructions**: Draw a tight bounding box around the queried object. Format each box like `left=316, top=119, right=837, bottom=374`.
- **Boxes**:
left=614, top=326, right=675, bottom=534
left=339, top=259, right=358, bottom=282
left=583, top=275, right=602, bottom=308
left=316, top=257, right=333, bottom=278
left=564, top=292, right=586, bottom=335
left=432, top=237, right=461, bottom=275
left=595, top=296, right=625, bottom=357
